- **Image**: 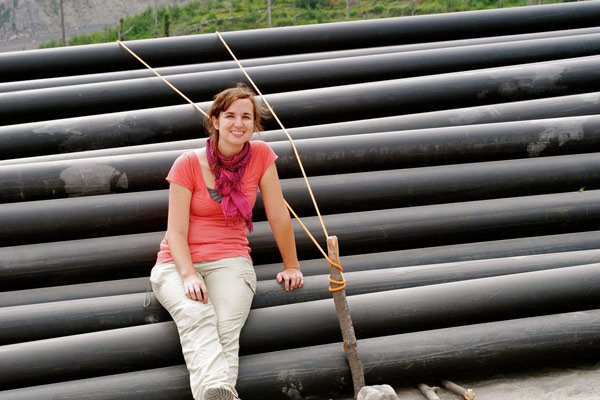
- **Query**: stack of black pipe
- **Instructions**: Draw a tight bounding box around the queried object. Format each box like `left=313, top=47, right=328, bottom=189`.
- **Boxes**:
left=2, top=2, right=600, bottom=399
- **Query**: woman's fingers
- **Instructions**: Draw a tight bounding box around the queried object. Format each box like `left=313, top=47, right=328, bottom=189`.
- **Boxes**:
left=184, top=276, right=209, bottom=303
left=276, top=270, right=304, bottom=291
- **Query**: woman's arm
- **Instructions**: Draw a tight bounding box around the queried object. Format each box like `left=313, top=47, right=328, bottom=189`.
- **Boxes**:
left=259, top=163, right=304, bottom=291
left=166, top=182, right=209, bottom=303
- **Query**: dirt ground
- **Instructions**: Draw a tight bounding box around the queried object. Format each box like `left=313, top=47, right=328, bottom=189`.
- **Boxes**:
left=335, top=362, right=600, bottom=400
left=393, top=362, right=600, bottom=400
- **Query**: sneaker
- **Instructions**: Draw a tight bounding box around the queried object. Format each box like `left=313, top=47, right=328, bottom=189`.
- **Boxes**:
left=205, top=386, right=239, bottom=400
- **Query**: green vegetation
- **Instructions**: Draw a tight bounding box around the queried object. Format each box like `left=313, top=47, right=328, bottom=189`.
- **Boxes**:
left=39, top=0, right=576, bottom=48
left=0, top=4, right=11, bottom=25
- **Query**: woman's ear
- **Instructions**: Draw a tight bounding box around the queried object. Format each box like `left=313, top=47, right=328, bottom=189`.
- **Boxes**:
left=211, top=116, right=219, bottom=131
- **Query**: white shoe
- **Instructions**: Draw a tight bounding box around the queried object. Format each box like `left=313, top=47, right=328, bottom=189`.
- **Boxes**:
left=205, top=386, right=239, bottom=400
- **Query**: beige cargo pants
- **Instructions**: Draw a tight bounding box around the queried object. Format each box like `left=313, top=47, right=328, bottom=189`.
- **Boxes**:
left=150, top=257, right=256, bottom=400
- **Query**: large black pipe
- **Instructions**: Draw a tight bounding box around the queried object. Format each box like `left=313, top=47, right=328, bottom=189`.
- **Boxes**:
left=263, top=55, right=600, bottom=128
left=1, top=264, right=599, bottom=389
left=4, top=90, right=600, bottom=164
left=3, top=151, right=600, bottom=245
left=2, top=309, right=598, bottom=399
left=4, top=256, right=600, bottom=344
left=4, top=247, right=600, bottom=308
left=0, top=293, right=169, bottom=345
left=5, top=33, right=600, bottom=125
left=2, top=84, right=600, bottom=163
left=238, top=309, right=600, bottom=399
left=0, top=322, right=182, bottom=390
left=3, top=190, right=600, bottom=290
left=254, top=255, right=600, bottom=308
left=243, top=264, right=600, bottom=353
left=0, top=365, right=192, bottom=400
left=4, top=114, right=600, bottom=202
left=253, top=231, right=600, bottom=280
left=0, top=244, right=600, bottom=307
left=2, top=1, right=600, bottom=81
left=0, top=277, right=150, bottom=307
left=0, top=150, right=180, bottom=202
left=0, top=242, right=600, bottom=307
left=250, top=189, right=600, bottom=264
left=0, top=232, right=163, bottom=291
left=3, top=165, right=600, bottom=249
left=0, top=104, right=206, bottom=161
left=5, top=26, right=600, bottom=93
left=0, top=190, right=169, bottom=246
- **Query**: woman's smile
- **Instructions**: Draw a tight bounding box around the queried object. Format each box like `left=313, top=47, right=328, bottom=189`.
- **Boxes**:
left=213, top=98, right=255, bottom=155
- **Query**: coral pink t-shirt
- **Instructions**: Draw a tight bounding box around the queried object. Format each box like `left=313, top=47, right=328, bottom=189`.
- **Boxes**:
left=155, top=140, right=277, bottom=265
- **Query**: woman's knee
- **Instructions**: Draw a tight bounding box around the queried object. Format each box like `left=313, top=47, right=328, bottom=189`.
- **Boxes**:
left=175, top=300, right=218, bottom=327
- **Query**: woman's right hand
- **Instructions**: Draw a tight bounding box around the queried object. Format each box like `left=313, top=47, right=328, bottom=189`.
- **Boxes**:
left=182, top=272, right=208, bottom=303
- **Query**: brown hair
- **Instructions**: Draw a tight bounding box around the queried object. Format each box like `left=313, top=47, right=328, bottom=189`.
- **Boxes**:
left=204, top=83, right=268, bottom=139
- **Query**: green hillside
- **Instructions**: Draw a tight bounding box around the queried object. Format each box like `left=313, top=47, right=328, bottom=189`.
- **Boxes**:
left=40, top=0, right=576, bottom=48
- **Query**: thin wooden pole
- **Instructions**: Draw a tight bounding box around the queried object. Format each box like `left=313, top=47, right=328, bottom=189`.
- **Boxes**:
left=327, top=235, right=365, bottom=397
left=441, top=380, right=475, bottom=400
left=418, top=384, right=441, bottom=400
left=59, top=0, right=66, bottom=46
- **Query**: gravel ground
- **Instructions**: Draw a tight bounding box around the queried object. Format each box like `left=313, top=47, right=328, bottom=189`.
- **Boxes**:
left=334, top=362, right=600, bottom=400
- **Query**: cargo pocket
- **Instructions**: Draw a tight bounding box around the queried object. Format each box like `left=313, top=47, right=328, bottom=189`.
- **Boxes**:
left=240, top=268, right=257, bottom=295
left=149, top=262, right=173, bottom=293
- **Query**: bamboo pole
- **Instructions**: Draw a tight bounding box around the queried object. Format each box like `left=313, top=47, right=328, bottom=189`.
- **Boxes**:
left=327, top=235, right=365, bottom=397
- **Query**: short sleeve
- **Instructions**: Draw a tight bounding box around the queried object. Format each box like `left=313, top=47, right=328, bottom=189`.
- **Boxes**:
left=166, top=151, right=197, bottom=191
left=252, top=140, right=278, bottom=178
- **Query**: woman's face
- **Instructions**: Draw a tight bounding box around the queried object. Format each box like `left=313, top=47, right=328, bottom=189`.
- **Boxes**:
left=212, top=98, right=255, bottom=150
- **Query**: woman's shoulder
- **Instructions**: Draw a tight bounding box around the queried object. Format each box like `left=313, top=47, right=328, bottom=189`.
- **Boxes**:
left=171, top=150, right=200, bottom=171
left=250, top=139, right=270, bottom=151
left=251, top=139, right=277, bottom=159
left=175, top=149, right=201, bottom=163
left=173, top=149, right=196, bottom=160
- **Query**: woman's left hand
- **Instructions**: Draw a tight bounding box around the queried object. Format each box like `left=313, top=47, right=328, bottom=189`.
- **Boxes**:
left=276, top=268, right=304, bottom=291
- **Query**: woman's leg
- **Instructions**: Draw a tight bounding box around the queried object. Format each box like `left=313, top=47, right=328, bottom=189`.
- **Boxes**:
left=150, top=262, right=234, bottom=400
left=201, top=257, right=256, bottom=389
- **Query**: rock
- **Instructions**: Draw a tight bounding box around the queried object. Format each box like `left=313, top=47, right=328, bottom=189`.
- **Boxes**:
left=357, top=384, right=400, bottom=400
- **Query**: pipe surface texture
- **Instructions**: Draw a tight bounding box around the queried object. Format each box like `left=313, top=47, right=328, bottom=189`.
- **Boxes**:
left=4, top=26, right=599, bottom=93
left=3, top=54, right=600, bottom=160
left=1, top=279, right=599, bottom=391
left=2, top=151, right=600, bottom=244
left=3, top=256, right=600, bottom=344
left=2, top=309, right=600, bottom=399
left=1, top=1, right=599, bottom=80
left=4, top=33, right=600, bottom=125
left=3, top=114, right=600, bottom=202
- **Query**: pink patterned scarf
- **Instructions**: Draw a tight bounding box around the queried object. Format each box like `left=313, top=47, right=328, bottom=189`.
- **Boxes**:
left=206, top=137, right=254, bottom=232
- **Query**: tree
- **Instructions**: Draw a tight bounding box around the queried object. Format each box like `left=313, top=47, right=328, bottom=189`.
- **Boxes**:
left=163, top=12, right=172, bottom=37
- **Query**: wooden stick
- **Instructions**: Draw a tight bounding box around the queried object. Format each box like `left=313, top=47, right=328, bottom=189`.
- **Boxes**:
left=327, top=235, right=365, bottom=397
left=418, top=383, right=441, bottom=400
left=441, top=380, right=475, bottom=400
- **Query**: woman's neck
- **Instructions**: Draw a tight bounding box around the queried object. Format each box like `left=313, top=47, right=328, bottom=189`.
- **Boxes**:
left=217, top=138, right=244, bottom=157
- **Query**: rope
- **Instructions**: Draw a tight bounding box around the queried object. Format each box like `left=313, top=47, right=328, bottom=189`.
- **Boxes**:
left=215, top=31, right=346, bottom=292
left=215, top=32, right=329, bottom=238
left=116, top=40, right=209, bottom=118
left=117, top=37, right=346, bottom=293
left=285, top=200, right=346, bottom=292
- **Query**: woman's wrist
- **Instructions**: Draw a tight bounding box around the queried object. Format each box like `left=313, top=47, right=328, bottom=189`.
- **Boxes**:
left=179, top=265, right=198, bottom=278
left=283, top=265, right=301, bottom=270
